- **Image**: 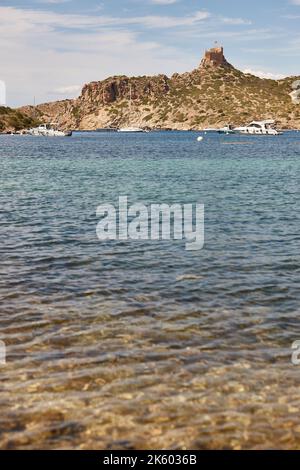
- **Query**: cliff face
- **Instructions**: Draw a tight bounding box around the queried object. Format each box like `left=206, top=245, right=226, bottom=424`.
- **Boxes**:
left=80, top=74, right=170, bottom=106
left=19, top=47, right=300, bottom=130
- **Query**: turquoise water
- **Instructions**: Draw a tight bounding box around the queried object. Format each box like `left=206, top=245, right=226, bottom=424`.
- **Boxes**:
left=0, top=131, right=299, bottom=449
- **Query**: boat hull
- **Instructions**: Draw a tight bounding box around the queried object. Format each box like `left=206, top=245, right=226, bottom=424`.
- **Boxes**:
left=118, top=127, right=145, bottom=133
left=234, top=120, right=281, bottom=136
left=28, top=129, right=72, bottom=137
left=235, top=129, right=279, bottom=135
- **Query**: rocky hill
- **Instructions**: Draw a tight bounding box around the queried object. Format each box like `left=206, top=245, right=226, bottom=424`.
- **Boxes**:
left=0, top=106, right=39, bottom=133
left=19, top=47, right=300, bottom=131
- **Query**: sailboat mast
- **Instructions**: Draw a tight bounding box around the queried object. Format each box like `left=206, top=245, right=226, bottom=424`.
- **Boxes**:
left=33, top=96, right=36, bottom=121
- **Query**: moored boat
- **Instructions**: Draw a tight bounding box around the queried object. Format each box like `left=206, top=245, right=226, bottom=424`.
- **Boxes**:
left=218, top=124, right=236, bottom=134
left=118, top=126, right=145, bottom=133
left=202, top=128, right=219, bottom=133
left=234, top=120, right=282, bottom=135
left=27, top=124, right=72, bottom=137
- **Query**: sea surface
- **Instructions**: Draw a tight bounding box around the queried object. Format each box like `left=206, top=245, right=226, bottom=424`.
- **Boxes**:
left=0, top=131, right=299, bottom=449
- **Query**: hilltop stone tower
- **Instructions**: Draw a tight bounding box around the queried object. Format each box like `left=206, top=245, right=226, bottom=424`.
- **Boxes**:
left=200, top=45, right=231, bottom=68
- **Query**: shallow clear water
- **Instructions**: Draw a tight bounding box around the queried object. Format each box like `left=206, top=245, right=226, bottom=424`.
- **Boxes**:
left=0, top=131, right=299, bottom=449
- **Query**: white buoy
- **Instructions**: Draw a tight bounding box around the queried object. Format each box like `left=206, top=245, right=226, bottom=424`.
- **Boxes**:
left=197, top=136, right=204, bottom=142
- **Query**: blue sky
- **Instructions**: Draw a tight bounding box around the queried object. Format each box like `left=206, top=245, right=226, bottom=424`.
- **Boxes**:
left=1, top=0, right=300, bottom=106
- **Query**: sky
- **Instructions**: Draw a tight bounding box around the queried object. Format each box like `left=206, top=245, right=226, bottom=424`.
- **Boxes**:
left=1, top=0, right=300, bottom=107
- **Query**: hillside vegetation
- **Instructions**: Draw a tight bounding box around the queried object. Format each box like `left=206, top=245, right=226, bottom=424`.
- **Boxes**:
left=0, top=106, right=39, bottom=133
left=19, top=47, right=300, bottom=131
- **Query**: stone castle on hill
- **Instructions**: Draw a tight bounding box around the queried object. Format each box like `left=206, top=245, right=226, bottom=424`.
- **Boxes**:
left=15, top=45, right=300, bottom=132
left=201, top=46, right=231, bottom=68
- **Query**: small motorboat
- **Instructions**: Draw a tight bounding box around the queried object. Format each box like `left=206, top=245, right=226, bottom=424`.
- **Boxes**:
left=234, top=120, right=282, bottom=135
left=202, top=128, right=219, bottom=133
left=218, top=124, right=236, bottom=134
left=118, top=127, right=145, bottom=133
left=27, top=123, right=72, bottom=137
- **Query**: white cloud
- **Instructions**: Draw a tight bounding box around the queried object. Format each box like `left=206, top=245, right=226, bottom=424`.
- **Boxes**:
left=221, top=17, right=252, bottom=25
left=135, top=11, right=210, bottom=28
left=51, top=85, right=82, bottom=96
left=243, top=68, right=286, bottom=80
left=0, top=6, right=210, bottom=37
left=0, top=6, right=203, bottom=106
left=0, top=5, right=283, bottom=107
left=37, top=0, right=71, bottom=4
left=283, top=14, right=300, bottom=19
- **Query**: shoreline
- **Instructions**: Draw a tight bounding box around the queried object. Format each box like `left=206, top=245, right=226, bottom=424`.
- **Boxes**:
left=1, top=127, right=300, bottom=135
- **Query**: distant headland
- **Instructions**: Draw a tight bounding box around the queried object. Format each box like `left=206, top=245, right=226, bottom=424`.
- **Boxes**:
left=2, top=46, right=300, bottom=132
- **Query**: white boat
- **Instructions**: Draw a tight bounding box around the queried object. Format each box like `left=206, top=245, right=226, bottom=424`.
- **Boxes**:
left=202, top=128, right=219, bottom=133
left=117, top=85, right=145, bottom=133
left=234, top=120, right=281, bottom=135
left=118, top=126, right=144, bottom=133
left=218, top=124, right=235, bottom=134
left=27, top=124, right=72, bottom=137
